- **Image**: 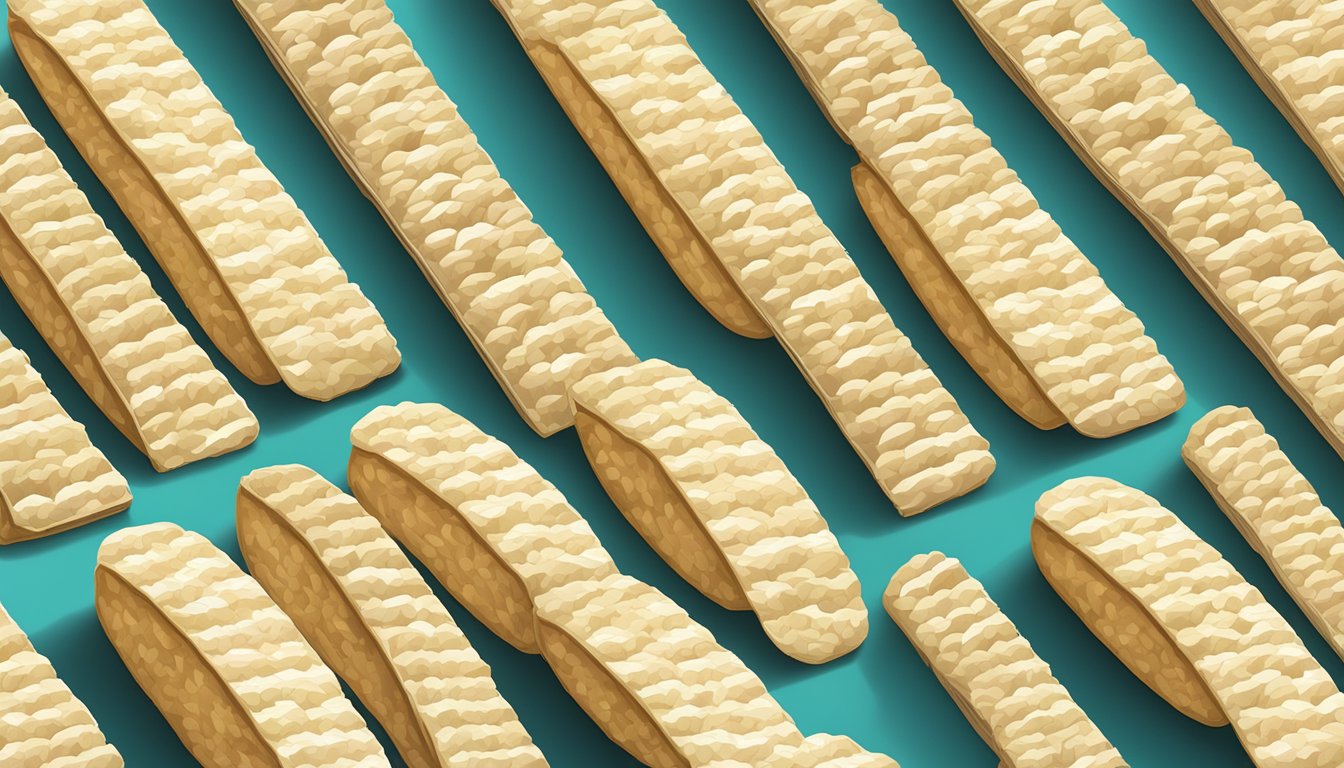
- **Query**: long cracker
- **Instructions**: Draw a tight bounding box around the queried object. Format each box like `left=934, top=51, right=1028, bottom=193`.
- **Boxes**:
left=230, top=0, right=639, bottom=435
left=9, top=0, right=400, bottom=402
left=349, top=402, right=898, bottom=767
left=0, top=603, right=122, bottom=766
left=568, top=358, right=867, bottom=664
left=1194, top=0, right=1344, bottom=196
left=0, top=334, right=130, bottom=545
left=0, top=86, right=257, bottom=471
left=490, top=0, right=995, bottom=515
left=885, top=552, right=1127, bottom=768
left=955, top=0, right=1344, bottom=460
left=749, top=0, right=1184, bottom=437
left=236, top=464, right=548, bottom=768
left=1034, top=477, right=1344, bottom=768
left=1184, top=405, right=1344, bottom=663
left=95, top=522, right=391, bottom=768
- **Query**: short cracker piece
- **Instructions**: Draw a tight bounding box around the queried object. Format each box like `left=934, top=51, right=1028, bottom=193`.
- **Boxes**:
left=568, top=358, right=867, bottom=664
left=491, top=0, right=995, bottom=515
left=349, top=402, right=620, bottom=654
left=885, top=552, right=1127, bottom=768
left=0, top=334, right=130, bottom=545
left=749, top=0, right=1184, bottom=437
left=954, top=0, right=1344, bottom=461
left=9, top=0, right=400, bottom=402
left=231, top=0, right=638, bottom=435
left=95, top=522, right=391, bottom=768
left=0, top=86, right=257, bottom=471
left=1184, top=405, right=1344, bottom=663
left=236, top=464, right=549, bottom=768
left=1194, top=0, right=1344, bottom=196
left=1034, top=477, right=1344, bottom=768
left=0, top=603, right=122, bottom=766
left=349, top=402, right=898, bottom=767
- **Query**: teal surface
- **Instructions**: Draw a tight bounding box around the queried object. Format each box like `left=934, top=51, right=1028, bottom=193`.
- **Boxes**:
left=0, top=0, right=1341, bottom=765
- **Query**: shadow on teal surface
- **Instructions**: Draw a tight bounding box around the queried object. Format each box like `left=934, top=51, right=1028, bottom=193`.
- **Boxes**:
left=5, top=0, right=1344, bottom=766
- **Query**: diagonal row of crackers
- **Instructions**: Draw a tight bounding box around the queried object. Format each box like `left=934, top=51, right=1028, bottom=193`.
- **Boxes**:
left=349, top=401, right=897, bottom=766
left=486, top=0, right=997, bottom=514
left=228, top=0, right=901, bottom=667
left=8, top=0, right=401, bottom=402
left=237, top=464, right=549, bottom=768
left=1194, top=0, right=1344, bottom=196
left=0, top=86, right=258, bottom=472
left=955, top=0, right=1344, bottom=461
left=749, top=0, right=1185, bottom=438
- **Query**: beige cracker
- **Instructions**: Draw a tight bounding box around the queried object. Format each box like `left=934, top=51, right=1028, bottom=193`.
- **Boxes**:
left=1184, top=405, right=1344, bottom=663
left=95, top=522, right=390, bottom=768
left=749, top=0, right=1184, bottom=437
left=349, top=402, right=897, bottom=767
left=0, top=86, right=257, bottom=471
left=1194, top=0, right=1344, bottom=196
left=955, top=0, right=1344, bottom=461
left=568, top=358, right=867, bottom=664
left=236, top=464, right=548, bottom=768
left=0, top=333, right=129, bottom=545
left=885, top=552, right=1126, bottom=768
left=490, top=0, right=995, bottom=516
left=9, top=0, right=400, bottom=402
left=0, top=602, right=122, bottom=766
left=1034, top=477, right=1344, bottom=768
left=231, top=0, right=638, bottom=435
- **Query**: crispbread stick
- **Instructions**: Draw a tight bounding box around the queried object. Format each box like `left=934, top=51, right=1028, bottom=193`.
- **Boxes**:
left=0, top=603, right=122, bottom=766
left=0, top=334, right=129, bottom=545
left=230, top=0, right=639, bottom=436
left=236, top=464, right=548, bottom=768
left=8, top=0, right=400, bottom=402
left=0, top=86, right=257, bottom=471
left=568, top=358, right=867, bottom=664
left=1034, top=477, right=1344, bottom=768
left=1184, top=406, right=1344, bottom=663
left=885, top=552, right=1127, bottom=768
left=350, top=402, right=620, bottom=654
left=955, top=0, right=1344, bottom=460
left=490, top=0, right=995, bottom=515
left=1194, top=0, right=1344, bottom=196
left=95, top=523, right=391, bottom=768
left=750, top=0, right=1185, bottom=437
left=349, top=402, right=898, bottom=767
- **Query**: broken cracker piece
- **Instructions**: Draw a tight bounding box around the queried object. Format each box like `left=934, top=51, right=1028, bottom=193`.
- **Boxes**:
left=236, top=464, right=548, bottom=768
left=569, top=358, right=867, bottom=664
left=885, top=552, right=1127, bottom=768
left=750, top=0, right=1184, bottom=437
left=1034, top=477, right=1344, bottom=768
left=0, top=334, right=129, bottom=545
left=9, top=0, right=400, bottom=401
left=95, top=522, right=391, bottom=768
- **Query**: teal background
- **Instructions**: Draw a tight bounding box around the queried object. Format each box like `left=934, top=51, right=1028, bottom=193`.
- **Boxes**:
left=0, top=0, right=1340, bottom=765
